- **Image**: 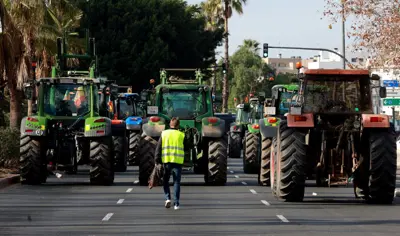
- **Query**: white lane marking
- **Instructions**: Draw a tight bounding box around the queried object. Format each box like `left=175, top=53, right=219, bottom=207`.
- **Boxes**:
left=241, top=182, right=247, bottom=185
left=250, top=189, right=257, bottom=194
left=261, top=200, right=270, bottom=206
left=102, top=213, right=114, bottom=221
left=230, top=170, right=234, bottom=174
left=277, top=215, right=289, bottom=223
left=134, top=180, right=139, bottom=184
left=234, top=175, right=239, bottom=178
left=126, top=188, right=133, bottom=193
left=312, top=192, right=317, bottom=196
left=117, top=199, right=124, bottom=204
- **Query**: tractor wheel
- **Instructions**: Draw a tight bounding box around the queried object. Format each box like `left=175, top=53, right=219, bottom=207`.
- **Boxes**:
left=89, top=137, right=114, bottom=185
left=128, top=131, right=140, bottom=166
left=243, top=132, right=260, bottom=174
left=275, top=120, right=307, bottom=202
left=228, top=132, right=242, bottom=158
left=365, top=127, right=397, bottom=204
left=113, top=136, right=127, bottom=172
left=205, top=138, right=227, bottom=185
left=20, top=135, right=46, bottom=185
left=258, top=137, right=272, bottom=186
left=271, top=137, right=278, bottom=195
left=138, top=136, right=157, bottom=186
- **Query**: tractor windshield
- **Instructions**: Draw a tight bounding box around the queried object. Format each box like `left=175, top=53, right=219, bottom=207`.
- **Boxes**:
left=43, top=84, right=93, bottom=116
left=118, top=98, right=134, bottom=119
left=160, top=89, right=207, bottom=119
left=303, top=77, right=363, bottom=113
left=235, top=108, right=249, bottom=123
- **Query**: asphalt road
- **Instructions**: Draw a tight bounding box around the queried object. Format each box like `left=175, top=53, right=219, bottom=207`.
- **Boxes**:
left=0, top=158, right=399, bottom=236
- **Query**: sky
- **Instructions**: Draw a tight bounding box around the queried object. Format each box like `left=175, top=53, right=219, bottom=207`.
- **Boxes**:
left=186, top=0, right=365, bottom=60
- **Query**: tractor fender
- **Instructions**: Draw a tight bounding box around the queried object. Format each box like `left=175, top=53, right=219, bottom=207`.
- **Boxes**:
left=111, top=119, right=126, bottom=137
left=259, top=117, right=280, bottom=138
left=84, top=117, right=112, bottom=137
left=247, top=123, right=261, bottom=134
left=286, top=113, right=314, bottom=128
left=141, top=116, right=166, bottom=138
left=20, top=116, right=48, bottom=136
left=125, top=116, right=143, bottom=131
left=361, top=114, right=390, bottom=128
left=202, top=117, right=225, bottom=138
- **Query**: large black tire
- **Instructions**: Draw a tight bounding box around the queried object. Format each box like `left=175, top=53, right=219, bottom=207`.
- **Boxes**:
left=228, top=132, right=242, bottom=159
left=128, top=132, right=140, bottom=166
left=275, top=120, right=307, bottom=202
left=138, top=136, right=157, bottom=186
left=205, top=138, right=227, bottom=185
left=258, top=137, right=272, bottom=186
left=113, top=136, right=127, bottom=172
left=364, top=127, right=397, bottom=204
left=89, top=137, right=114, bottom=185
left=271, top=137, right=278, bottom=195
left=243, top=132, right=260, bottom=174
left=20, top=135, right=46, bottom=185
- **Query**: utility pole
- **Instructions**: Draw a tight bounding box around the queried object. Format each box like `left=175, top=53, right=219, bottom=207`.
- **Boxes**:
left=342, top=1, right=346, bottom=69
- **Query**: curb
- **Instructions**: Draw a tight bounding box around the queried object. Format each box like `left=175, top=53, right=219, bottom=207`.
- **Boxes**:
left=0, top=174, right=20, bottom=189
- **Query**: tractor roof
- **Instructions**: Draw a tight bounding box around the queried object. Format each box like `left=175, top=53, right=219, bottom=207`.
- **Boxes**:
left=37, top=77, right=101, bottom=84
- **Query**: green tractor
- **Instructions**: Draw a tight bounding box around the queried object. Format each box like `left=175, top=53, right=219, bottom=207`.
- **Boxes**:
left=227, top=103, right=250, bottom=159
left=20, top=31, right=116, bottom=185
left=137, top=68, right=228, bottom=186
left=242, top=95, right=265, bottom=174
left=258, top=84, right=298, bottom=186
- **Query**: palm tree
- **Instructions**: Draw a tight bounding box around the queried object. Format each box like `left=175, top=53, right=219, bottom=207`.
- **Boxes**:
left=240, top=39, right=260, bottom=53
left=203, top=0, right=248, bottom=112
left=8, top=0, right=83, bottom=117
left=0, top=0, right=26, bottom=129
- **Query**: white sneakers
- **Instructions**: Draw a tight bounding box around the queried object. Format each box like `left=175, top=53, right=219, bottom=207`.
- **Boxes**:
left=165, top=200, right=180, bottom=210
left=165, top=200, right=171, bottom=208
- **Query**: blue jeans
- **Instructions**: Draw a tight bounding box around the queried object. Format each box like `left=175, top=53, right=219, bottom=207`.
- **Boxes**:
left=163, top=163, right=182, bottom=206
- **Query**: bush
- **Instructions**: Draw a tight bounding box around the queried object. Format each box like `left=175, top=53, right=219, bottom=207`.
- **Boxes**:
left=0, top=127, right=20, bottom=169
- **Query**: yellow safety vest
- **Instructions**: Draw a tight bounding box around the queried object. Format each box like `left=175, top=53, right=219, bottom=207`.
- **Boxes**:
left=161, top=129, right=185, bottom=164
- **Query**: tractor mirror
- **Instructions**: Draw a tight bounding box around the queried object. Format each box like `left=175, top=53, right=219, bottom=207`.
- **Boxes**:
left=140, top=91, right=148, bottom=101
left=243, top=103, right=251, bottom=112
left=379, top=87, right=387, bottom=98
left=32, top=103, right=38, bottom=114
left=370, top=74, right=380, bottom=80
left=23, top=83, right=33, bottom=100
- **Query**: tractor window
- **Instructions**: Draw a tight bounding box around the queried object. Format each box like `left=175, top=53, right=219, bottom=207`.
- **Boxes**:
left=118, top=98, right=134, bottom=119
left=236, top=108, right=249, bottom=123
left=160, top=90, right=207, bottom=119
left=43, top=84, right=91, bottom=116
left=303, top=77, right=362, bottom=113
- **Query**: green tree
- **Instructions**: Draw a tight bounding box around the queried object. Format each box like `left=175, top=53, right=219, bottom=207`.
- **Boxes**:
left=229, top=39, right=273, bottom=106
left=203, top=0, right=248, bottom=112
left=74, top=0, right=223, bottom=91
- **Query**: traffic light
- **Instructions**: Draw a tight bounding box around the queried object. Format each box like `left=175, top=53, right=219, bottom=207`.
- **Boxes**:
left=222, top=63, right=227, bottom=74
left=263, top=43, right=268, bottom=58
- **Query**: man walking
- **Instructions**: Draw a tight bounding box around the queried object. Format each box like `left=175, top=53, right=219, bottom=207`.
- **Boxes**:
left=155, top=117, right=185, bottom=210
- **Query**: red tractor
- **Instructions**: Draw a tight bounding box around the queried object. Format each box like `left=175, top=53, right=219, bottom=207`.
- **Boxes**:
left=271, top=69, right=396, bottom=204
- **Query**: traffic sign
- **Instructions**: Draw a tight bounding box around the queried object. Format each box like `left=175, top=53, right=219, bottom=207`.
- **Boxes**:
left=383, top=98, right=400, bottom=106
left=383, top=80, right=399, bottom=87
